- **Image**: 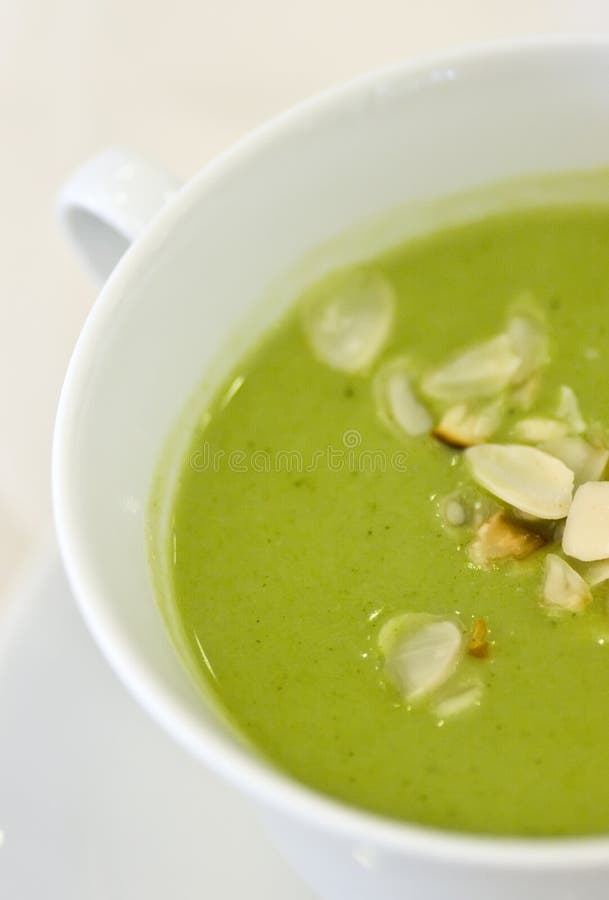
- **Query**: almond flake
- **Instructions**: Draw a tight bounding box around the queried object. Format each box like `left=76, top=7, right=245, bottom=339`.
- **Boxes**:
left=432, top=399, right=502, bottom=448
left=373, top=359, right=433, bottom=437
left=301, top=269, right=395, bottom=373
left=433, top=681, right=484, bottom=718
left=562, top=482, right=609, bottom=561
left=378, top=613, right=464, bottom=703
left=468, top=510, right=546, bottom=567
left=464, top=444, right=574, bottom=520
left=541, top=553, right=592, bottom=613
left=422, top=334, right=520, bottom=403
left=556, top=385, right=586, bottom=434
left=538, top=437, right=608, bottom=486
left=582, top=558, right=609, bottom=587
left=586, top=422, right=609, bottom=451
left=507, top=314, right=549, bottom=384
left=511, top=417, right=569, bottom=443
left=510, top=374, right=540, bottom=412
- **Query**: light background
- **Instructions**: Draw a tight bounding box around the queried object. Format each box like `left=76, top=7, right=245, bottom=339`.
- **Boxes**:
left=2, top=0, right=609, bottom=594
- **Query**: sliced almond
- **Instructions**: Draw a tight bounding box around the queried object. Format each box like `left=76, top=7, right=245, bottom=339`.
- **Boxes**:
left=510, top=374, right=540, bottom=412
left=301, top=269, right=395, bottom=373
left=538, top=437, right=609, bottom=486
left=562, top=482, right=609, bottom=561
left=422, top=334, right=520, bottom=403
left=541, top=553, right=592, bottom=613
left=586, top=422, right=609, bottom=452
left=378, top=613, right=464, bottom=703
left=433, top=681, right=484, bottom=718
left=432, top=399, right=503, bottom=448
left=511, top=417, right=569, bottom=443
left=556, top=385, right=586, bottom=434
left=373, top=359, right=433, bottom=437
left=469, top=510, right=546, bottom=567
left=465, top=443, right=574, bottom=520
left=582, top=558, right=609, bottom=587
left=507, top=314, right=548, bottom=384
left=467, top=617, right=490, bottom=657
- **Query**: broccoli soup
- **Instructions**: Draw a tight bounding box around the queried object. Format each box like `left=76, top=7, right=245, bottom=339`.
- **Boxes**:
left=164, top=204, right=609, bottom=836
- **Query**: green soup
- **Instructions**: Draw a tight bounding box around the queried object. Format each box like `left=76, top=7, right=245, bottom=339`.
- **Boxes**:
left=166, top=203, right=609, bottom=837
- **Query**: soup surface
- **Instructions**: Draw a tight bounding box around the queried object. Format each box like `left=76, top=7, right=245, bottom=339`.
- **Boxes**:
left=166, top=205, right=609, bottom=836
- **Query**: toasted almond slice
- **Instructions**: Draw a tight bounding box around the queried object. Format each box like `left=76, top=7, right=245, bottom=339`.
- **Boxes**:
left=562, top=482, right=609, bottom=561
left=541, top=553, right=592, bottom=613
left=378, top=613, right=464, bottom=703
left=467, top=618, right=490, bottom=657
left=556, top=385, right=586, bottom=434
left=507, top=314, right=549, bottom=384
left=538, top=437, right=609, bottom=486
left=433, top=681, right=484, bottom=718
left=422, top=334, right=520, bottom=403
left=301, top=269, right=395, bottom=373
left=582, top=558, right=609, bottom=587
left=464, top=444, right=574, bottom=520
left=468, top=510, right=546, bottom=567
left=511, top=417, right=569, bottom=443
left=373, top=359, right=433, bottom=437
left=433, top=399, right=503, bottom=448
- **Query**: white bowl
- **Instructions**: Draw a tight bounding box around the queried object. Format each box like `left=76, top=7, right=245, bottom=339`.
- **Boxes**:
left=54, top=38, right=609, bottom=900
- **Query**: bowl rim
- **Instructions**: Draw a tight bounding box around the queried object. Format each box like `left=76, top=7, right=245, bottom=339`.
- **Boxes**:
left=53, top=34, right=609, bottom=867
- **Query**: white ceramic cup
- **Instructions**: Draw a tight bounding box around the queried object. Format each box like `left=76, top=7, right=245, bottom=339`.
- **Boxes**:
left=55, top=38, right=609, bottom=900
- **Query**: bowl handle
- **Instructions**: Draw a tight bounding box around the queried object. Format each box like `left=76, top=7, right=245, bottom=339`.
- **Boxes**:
left=57, top=147, right=181, bottom=284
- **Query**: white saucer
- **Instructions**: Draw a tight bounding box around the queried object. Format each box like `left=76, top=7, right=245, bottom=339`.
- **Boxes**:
left=0, top=545, right=314, bottom=899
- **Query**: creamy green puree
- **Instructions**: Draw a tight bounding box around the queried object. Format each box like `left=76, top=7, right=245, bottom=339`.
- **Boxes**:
left=168, top=205, right=609, bottom=836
